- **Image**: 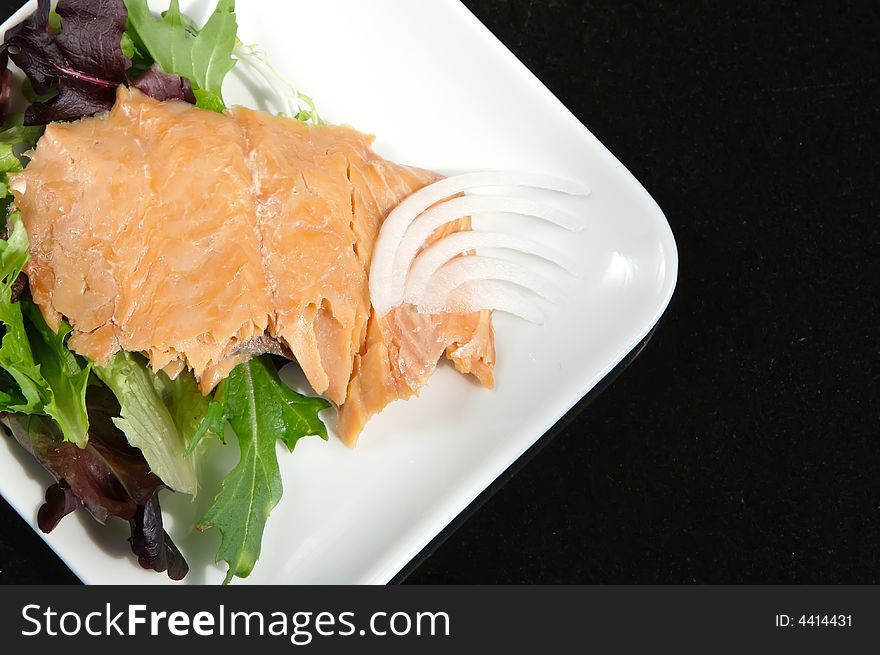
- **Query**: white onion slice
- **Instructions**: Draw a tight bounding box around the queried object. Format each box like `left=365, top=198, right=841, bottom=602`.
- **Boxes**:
left=404, top=231, right=573, bottom=304
left=390, top=194, right=582, bottom=306
left=370, top=171, right=588, bottom=315
left=445, top=280, right=545, bottom=323
left=416, top=256, right=559, bottom=315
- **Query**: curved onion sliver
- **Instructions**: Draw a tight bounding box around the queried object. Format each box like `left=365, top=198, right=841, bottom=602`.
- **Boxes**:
left=444, top=280, right=546, bottom=324
left=404, top=230, right=572, bottom=304
left=415, top=256, right=559, bottom=315
left=390, top=194, right=582, bottom=307
left=370, top=171, right=588, bottom=315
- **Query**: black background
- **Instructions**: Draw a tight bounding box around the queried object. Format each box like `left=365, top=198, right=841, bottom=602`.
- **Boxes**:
left=0, top=0, right=877, bottom=584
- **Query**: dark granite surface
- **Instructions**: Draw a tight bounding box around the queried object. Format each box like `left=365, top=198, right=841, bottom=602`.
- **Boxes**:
left=0, top=0, right=877, bottom=584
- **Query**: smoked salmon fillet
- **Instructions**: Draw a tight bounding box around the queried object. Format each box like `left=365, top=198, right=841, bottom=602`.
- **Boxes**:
left=10, top=87, right=494, bottom=443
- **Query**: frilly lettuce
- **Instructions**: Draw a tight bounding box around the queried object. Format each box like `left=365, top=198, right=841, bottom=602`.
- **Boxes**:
left=3, top=388, right=189, bottom=580
left=94, top=352, right=200, bottom=495
left=123, top=0, right=237, bottom=111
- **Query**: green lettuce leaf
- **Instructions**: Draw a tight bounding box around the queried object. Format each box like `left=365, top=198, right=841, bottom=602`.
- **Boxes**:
left=198, top=356, right=330, bottom=583
left=192, top=88, right=226, bottom=113
left=0, top=119, right=44, bottom=199
left=22, top=301, right=91, bottom=448
left=0, top=368, right=25, bottom=409
left=186, top=395, right=225, bottom=455
left=158, top=369, right=205, bottom=445
left=0, top=211, right=28, bottom=285
left=0, top=215, right=43, bottom=415
left=123, top=0, right=237, bottom=111
left=94, top=351, right=198, bottom=495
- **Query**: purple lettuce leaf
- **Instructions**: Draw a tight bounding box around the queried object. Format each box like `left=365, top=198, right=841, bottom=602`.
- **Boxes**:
left=4, top=0, right=128, bottom=124
left=2, top=0, right=194, bottom=125
left=37, top=479, right=79, bottom=532
left=130, top=64, right=196, bottom=104
left=2, top=385, right=189, bottom=580
left=0, top=50, right=12, bottom=123
left=130, top=491, right=189, bottom=580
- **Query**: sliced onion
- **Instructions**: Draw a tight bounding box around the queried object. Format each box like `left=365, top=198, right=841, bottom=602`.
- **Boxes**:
left=415, top=256, right=559, bottom=316
left=444, top=280, right=545, bottom=323
left=404, top=231, right=573, bottom=304
left=390, top=194, right=583, bottom=306
left=370, top=171, right=589, bottom=315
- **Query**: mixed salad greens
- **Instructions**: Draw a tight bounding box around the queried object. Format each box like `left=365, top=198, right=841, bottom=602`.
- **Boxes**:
left=0, top=0, right=330, bottom=583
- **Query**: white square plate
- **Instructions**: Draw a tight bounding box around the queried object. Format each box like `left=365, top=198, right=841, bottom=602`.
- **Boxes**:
left=0, top=0, right=677, bottom=584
